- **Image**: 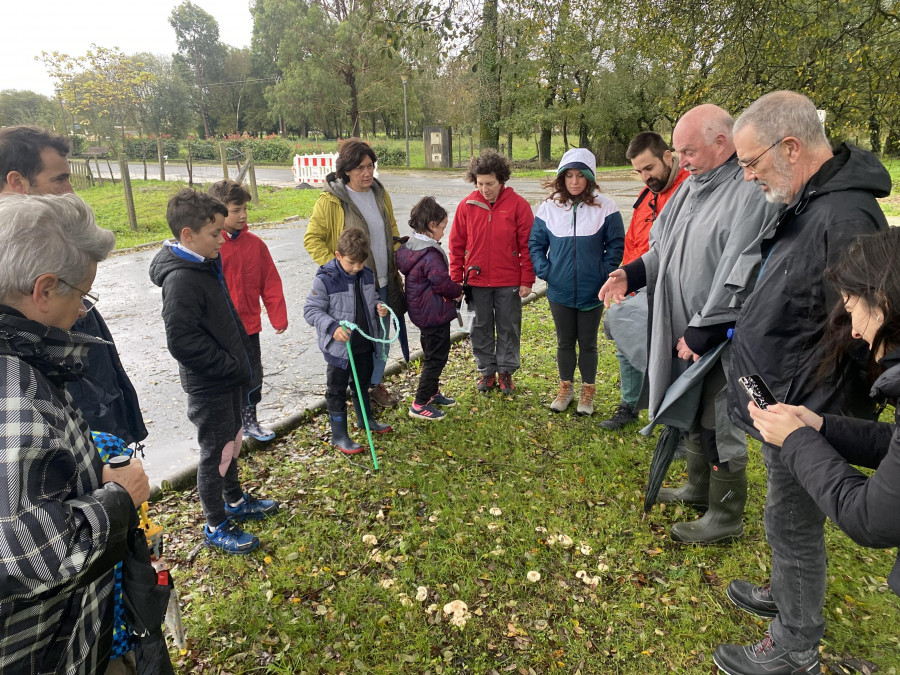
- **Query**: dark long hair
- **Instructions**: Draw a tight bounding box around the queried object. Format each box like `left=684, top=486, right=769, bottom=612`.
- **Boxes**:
left=821, top=228, right=900, bottom=378
left=541, top=171, right=601, bottom=207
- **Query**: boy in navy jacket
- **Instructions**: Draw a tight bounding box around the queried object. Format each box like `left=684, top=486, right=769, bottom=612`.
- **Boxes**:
left=149, top=189, right=278, bottom=554
left=304, top=228, right=391, bottom=453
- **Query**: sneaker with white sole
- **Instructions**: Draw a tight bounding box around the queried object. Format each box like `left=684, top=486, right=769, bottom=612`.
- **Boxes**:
left=225, top=493, right=280, bottom=521
left=205, top=519, right=259, bottom=554
left=409, top=402, right=446, bottom=421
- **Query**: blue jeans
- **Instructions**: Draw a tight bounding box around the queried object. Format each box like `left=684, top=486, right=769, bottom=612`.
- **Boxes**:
left=371, top=286, right=391, bottom=385
left=615, top=347, right=643, bottom=408
left=762, top=442, right=827, bottom=651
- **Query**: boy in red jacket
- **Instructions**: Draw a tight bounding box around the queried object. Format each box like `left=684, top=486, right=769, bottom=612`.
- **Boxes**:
left=209, top=180, right=288, bottom=441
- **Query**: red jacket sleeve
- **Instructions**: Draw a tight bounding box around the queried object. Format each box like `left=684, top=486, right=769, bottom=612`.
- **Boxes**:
left=448, top=200, right=468, bottom=284
left=516, top=198, right=536, bottom=287
left=257, top=240, right=289, bottom=331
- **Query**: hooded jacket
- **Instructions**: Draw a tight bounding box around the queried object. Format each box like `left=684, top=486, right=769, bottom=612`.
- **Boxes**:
left=779, top=348, right=900, bottom=598
left=220, top=226, right=288, bottom=335
left=65, top=309, right=148, bottom=446
left=448, top=186, right=535, bottom=288
left=0, top=308, right=133, bottom=674
left=529, top=190, right=625, bottom=309
left=396, top=235, right=462, bottom=328
left=728, top=144, right=891, bottom=434
left=303, top=174, right=406, bottom=315
left=303, top=257, right=384, bottom=369
left=149, top=243, right=256, bottom=397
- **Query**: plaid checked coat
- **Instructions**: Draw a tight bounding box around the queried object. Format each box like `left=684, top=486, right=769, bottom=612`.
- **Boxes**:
left=0, top=308, right=134, bottom=674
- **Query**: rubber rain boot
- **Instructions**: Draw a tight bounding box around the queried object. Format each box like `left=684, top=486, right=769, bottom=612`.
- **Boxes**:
left=656, top=446, right=710, bottom=506
left=241, top=405, right=275, bottom=442
left=352, top=394, right=392, bottom=434
left=329, top=411, right=363, bottom=454
left=670, top=466, right=747, bottom=544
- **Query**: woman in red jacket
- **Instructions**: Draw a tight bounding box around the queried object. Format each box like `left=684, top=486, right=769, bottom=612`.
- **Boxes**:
left=448, top=150, right=535, bottom=394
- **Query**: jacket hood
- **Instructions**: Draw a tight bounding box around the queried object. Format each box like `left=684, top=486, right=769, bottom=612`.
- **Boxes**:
left=396, top=237, right=446, bottom=275
left=149, top=241, right=217, bottom=287
left=798, top=143, right=891, bottom=205
left=557, top=148, right=597, bottom=183
left=323, top=172, right=387, bottom=204
left=316, top=256, right=363, bottom=285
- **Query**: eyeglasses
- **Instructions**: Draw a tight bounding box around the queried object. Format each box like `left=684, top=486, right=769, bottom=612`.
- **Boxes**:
left=737, top=139, right=783, bottom=174
left=58, top=278, right=99, bottom=313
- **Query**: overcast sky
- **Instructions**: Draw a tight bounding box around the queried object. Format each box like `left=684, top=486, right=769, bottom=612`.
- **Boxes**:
left=2, top=0, right=254, bottom=97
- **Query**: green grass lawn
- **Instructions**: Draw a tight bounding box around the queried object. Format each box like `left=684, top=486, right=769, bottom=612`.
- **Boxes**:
left=153, top=300, right=900, bottom=674
left=879, top=158, right=900, bottom=217
left=75, top=180, right=320, bottom=249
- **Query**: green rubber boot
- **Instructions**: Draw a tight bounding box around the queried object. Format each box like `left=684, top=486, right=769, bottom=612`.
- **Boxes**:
left=656, top=446, right=710, bottom=506
left=670, top=467, right=747, bottom=544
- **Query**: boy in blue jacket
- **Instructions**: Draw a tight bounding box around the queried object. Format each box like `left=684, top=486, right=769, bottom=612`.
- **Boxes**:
left=149, top=189, right=278, bottom=555
left=304, top=228, right=391, bottom=453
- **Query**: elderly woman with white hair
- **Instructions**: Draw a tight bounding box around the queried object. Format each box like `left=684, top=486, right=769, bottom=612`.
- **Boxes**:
left=0, top=193, right=150, bottom=674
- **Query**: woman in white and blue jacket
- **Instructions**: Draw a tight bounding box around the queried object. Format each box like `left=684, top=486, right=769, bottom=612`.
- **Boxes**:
left=529, top=148, right=625, bottom=415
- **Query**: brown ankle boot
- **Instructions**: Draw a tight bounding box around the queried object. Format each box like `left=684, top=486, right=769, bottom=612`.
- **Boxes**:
left=577, top=383, right=596, bottom=416
left=549, top=380, right=574, bottom=412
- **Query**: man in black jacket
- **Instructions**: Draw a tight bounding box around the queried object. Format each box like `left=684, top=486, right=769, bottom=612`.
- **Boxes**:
left=0, top=126, right=147, bottom=446
left=714, top=91, right=891, bottom=675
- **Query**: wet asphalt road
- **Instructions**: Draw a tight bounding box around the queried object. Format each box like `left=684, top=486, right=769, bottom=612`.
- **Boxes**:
left=97, top=167, right=643, bottom=488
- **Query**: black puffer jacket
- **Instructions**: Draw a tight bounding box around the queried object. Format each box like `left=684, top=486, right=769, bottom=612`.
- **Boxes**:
left=729, top=144, right=890, bottom=431
left=780, top=349, right=900, bottom=598
left=149, top=244, right=256, bottom=396
left=66, top=309, right=148, bottom=445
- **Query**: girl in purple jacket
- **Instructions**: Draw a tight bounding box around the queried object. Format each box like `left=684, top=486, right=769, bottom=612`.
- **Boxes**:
left=396, top=197, right=462, bottom=421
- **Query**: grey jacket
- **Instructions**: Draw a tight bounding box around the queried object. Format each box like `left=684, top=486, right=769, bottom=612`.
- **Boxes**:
left=304, top=258, right=384, bottom=369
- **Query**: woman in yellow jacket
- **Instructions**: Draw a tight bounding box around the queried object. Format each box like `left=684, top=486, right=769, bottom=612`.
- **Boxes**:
left=303, top=139, right=407, bottom=407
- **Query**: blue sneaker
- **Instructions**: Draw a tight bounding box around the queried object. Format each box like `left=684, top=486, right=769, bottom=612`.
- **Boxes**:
left=205, top=519, right=259, bottom=554
left=409, top=402, right=446, bottom=421
left=224, top=493, right=280, bottom=521
left=430, top=391, right=457, bottom=407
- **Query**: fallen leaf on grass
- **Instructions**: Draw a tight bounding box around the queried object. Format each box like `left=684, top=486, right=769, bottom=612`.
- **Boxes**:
left=700, top=569, right=721, bottom=587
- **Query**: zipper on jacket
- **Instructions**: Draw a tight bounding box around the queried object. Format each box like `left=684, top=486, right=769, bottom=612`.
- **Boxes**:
left=572, top=203, right=578, bottom=303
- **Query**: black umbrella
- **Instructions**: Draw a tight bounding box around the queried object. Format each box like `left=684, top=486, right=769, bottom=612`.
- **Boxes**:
left=644, top=425, right=682, bottom=512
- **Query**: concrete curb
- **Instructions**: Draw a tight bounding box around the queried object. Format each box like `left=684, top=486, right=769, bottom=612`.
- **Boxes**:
left=149, top=285, right=548, bottom=497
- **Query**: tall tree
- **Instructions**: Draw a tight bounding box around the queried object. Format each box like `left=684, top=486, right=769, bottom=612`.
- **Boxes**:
left=169, top=1, right=226, bottom=137
left=132, top=53, right=195, bottom=139
left=39, top=45, right=154, bottom=145
left=477, top=0, right=500, bottom=149
left=0, top=90, right=62, bottom=130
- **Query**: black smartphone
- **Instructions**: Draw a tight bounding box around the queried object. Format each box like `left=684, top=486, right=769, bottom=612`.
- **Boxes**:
left=738, top=374, right=778, bottom=411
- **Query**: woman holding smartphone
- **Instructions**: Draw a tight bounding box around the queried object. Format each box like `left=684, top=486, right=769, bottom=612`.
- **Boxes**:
left=748, top=227, right=900, bottom=599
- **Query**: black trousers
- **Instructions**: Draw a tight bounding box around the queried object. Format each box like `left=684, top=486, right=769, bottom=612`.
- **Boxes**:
left=415, top=323, right=451, bottom=405
left=548, top=301, right=603, bottom=384
left=187, top=388, right=245, bottom=527
left=325, top=350, right=374, bottom=414
left=242, top=332, right=263, bottom=407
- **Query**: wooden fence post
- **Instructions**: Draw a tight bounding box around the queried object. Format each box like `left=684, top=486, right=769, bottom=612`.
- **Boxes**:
left=118, top=156, right=138, bottom=232
left=157, top=137, right=166, bottom=182
left=219, top=143, right=229, bottom=179
left=247, top=149, right=259, bottom=206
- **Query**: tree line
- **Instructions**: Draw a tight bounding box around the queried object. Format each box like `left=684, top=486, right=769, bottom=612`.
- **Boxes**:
left=2, top=0, right=898, bottom=165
